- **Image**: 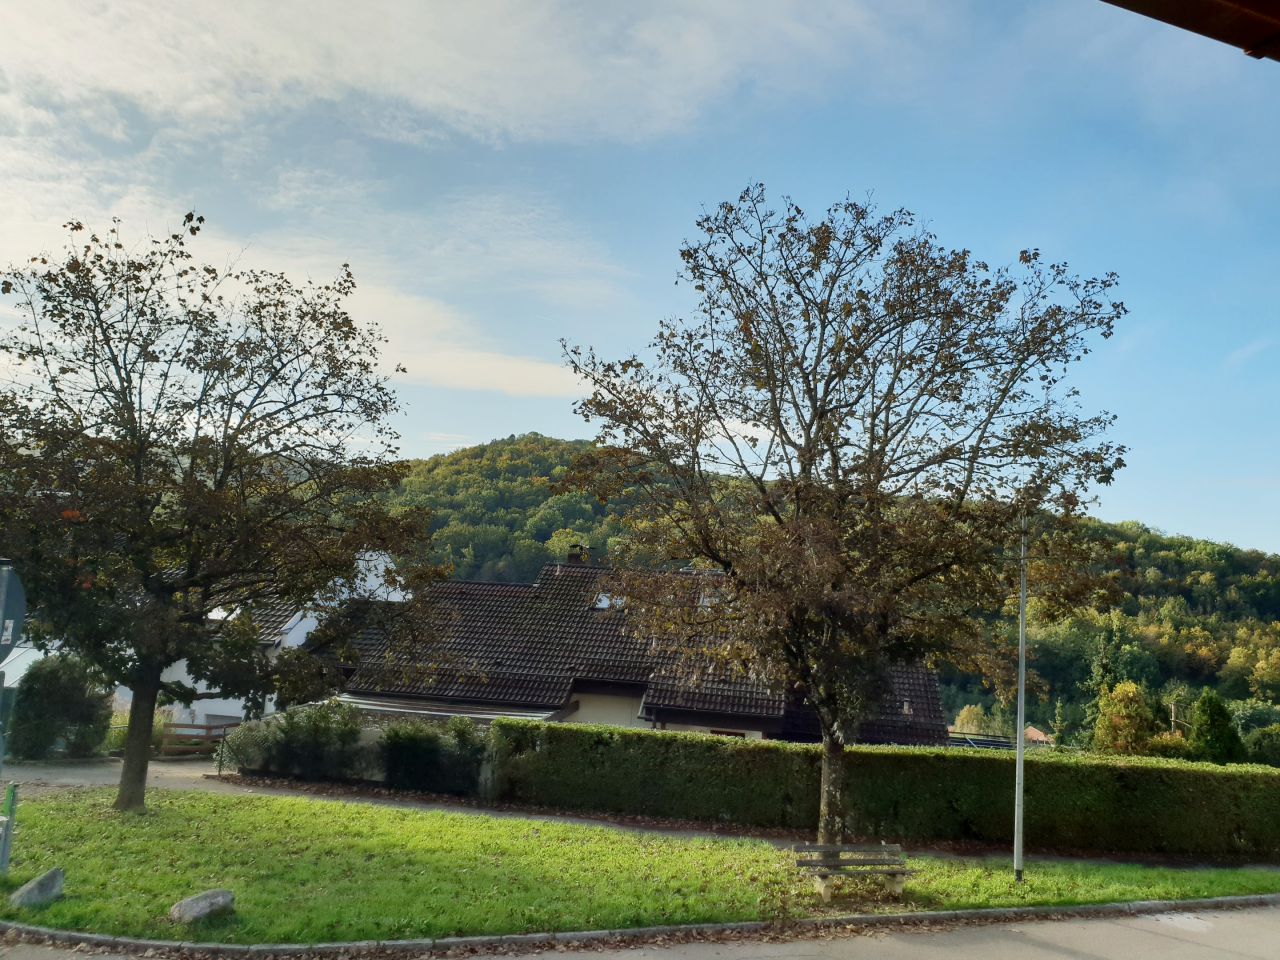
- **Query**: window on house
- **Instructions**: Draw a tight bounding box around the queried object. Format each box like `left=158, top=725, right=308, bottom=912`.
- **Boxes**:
left=901, top=699, right=913, bottom=716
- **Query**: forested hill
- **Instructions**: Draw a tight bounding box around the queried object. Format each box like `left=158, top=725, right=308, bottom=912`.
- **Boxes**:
left=394, top=434, right=623, bottom=583
left=392, top=433, right=1280, bottom=729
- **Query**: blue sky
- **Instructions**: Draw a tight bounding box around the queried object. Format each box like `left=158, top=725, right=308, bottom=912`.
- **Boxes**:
left=1, top=1, right=1277, bottom=551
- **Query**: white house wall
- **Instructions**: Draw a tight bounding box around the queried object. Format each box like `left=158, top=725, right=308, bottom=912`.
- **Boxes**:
left=156, top=610, right=320, bottom=723
left=280, top=612, right=318, bottom=649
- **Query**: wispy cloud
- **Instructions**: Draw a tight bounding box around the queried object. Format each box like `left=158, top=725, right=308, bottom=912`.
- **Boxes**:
left=1, top=1, right=910, bottom=146
left=1225, top=337, right=1275, bottom=369
left=190, top=227, right=589, bottom=398
left=0, top=182, right=587, bottom=399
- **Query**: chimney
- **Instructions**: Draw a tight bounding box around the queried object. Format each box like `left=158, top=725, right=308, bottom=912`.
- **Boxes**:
left=566, top=543, right=588, bottom=565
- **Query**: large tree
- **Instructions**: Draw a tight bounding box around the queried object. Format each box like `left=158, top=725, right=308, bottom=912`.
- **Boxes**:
left=0, top=216, right=429, bottom=810
left=565, top=185, right=1125, bottom=843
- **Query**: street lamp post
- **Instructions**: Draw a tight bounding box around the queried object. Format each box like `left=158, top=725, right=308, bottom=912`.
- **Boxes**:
left=1013, top=515, right=1028, bottom=883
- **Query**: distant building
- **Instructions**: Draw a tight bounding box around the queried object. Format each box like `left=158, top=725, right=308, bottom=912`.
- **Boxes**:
left=1024, top=725, right=1054, bottom=746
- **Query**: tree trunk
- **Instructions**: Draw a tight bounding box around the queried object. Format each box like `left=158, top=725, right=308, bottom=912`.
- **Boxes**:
left=817, top=729, right=845, bottom=844
left=114, top=674, right=160, bottom=812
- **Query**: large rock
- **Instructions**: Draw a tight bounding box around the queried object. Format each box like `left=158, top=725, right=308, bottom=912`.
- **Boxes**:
left=168, top=889, right=235, bottom=923
left=9, top=867, right=64, bottom=908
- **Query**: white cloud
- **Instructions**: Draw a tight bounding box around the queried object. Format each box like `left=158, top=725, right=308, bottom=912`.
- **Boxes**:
left=1, top=1, right=906, bottom=145
left=0, top=0, right=965, bottom=409
left=330, top=282, right=583, bottom=397
left=398, top=345, right=580, bottom=397
left=0, top=191, right=585, bottom=399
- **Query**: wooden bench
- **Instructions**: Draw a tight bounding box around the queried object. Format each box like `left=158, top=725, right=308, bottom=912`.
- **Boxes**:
left=794, top=842, right=911, bottom=902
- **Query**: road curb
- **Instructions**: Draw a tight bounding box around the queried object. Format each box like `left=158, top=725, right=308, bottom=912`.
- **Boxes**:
left=3, top=892, right=1279, bottom=956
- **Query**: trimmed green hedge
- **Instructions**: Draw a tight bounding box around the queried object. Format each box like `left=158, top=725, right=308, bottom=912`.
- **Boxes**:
left=381, top=717, right=485, bottom=795
left=490, top=719, right=1280, bottom=859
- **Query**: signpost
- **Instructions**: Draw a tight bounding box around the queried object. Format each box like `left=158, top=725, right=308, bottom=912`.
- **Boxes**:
left=0, top=558, right=26, bottom=665
left=0, top=560, right=24, bottom=876
left=0, top=783, right=15, bottom=876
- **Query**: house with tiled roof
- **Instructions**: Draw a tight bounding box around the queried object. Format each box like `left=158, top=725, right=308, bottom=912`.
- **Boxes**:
left=145, top=553, right=414, bottom=725
left=155, top=595, right=320, bottom=728
left=338, top=555, right=947, bottom=745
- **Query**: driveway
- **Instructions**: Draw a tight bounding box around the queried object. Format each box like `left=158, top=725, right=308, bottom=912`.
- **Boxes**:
left=1, top=908, right=1277, bottom=959
left=1, top=757, right=232, bottom=797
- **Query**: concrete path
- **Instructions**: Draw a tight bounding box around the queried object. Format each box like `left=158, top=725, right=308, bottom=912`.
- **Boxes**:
left=2, top=908, right=1277, bottom=959
left=2, top=757, right=228, bottom=796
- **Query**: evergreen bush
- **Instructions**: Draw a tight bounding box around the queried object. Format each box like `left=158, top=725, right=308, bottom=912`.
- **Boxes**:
left=6, top=654, right=112, bottom=760
left=381, top=722, right=444, bottom=790
left=1091, top=681, right=1157, bottom=754
left=1189, top=689, right=1248, bottom=764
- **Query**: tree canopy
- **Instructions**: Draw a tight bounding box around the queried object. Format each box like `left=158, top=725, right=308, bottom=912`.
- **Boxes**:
left=0, top=216, right=430, bottom=809
left=563, top=185, right=1124, bottom=841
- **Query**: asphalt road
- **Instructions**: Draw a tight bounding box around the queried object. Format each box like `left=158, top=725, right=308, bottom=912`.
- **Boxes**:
left=549, top=909, right=1280, bottom=959
left=2, top=908, right=1278, bottom=960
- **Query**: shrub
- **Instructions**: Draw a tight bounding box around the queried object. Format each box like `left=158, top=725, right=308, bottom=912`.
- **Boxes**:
left=103, top=709, right=169, bottom=755
left=492, top=720, right=819, bottom=830
left=219, top=716, right=275, bottom=773
left=1145, top=731, right=1195, bottom=760
left=7, top=654, right=112, bottom=760
left=952, top=704, right=987, bottom=735
left=381, top=722, right=443, bottom=790
left=220, top=700, right=363, bottom=781
left=490, top=718, right=1280, bottom=859
left=381, top=717, right=485, bottom=795
left=1189, top=689, right=1248, bottom=764
left=1245, top=724, right=1280, bottom=767
left=1092, top=681, right=1157, bottom=754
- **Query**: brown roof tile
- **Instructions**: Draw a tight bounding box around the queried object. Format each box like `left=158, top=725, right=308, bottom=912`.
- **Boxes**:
left=346, top=562, right=946, bottom=743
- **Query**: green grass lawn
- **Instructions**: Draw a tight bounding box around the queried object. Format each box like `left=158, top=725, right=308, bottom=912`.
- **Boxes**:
left=1, top=789, right=1277, bottom=944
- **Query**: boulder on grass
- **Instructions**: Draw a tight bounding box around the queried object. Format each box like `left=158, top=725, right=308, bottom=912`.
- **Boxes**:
left=168, top=889, right=235, bottom=923
left=9, top=867, right=65, bottom=908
